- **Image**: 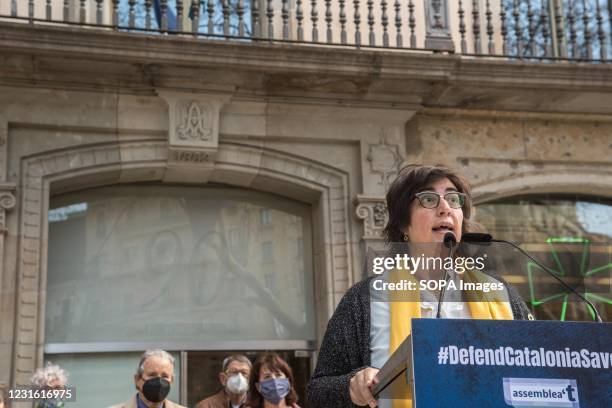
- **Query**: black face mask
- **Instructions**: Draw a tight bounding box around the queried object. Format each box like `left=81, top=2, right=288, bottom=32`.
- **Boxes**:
left=141, top=377, right=171, bottom=403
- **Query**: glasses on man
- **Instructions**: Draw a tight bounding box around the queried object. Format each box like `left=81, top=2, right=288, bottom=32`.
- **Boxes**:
left=414, top=191, right=466, bottom=209
left=226, top=369, right=250, bottom=377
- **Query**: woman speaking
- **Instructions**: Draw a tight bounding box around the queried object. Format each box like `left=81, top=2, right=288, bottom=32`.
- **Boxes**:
left=307, top=164, right=531, bottom=407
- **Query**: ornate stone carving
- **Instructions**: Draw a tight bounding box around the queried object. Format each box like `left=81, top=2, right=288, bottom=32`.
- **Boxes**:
left=171, top=150, right=211, bottom=163
left=0, top=183, right=16, bottom=233
left=176, top=100, right=214, bottom=141
left=159, top=91, right=231, bottom=168
left=355, top=195, right=387, bottom=240
left=372, top=202, right=387, bottom=226
left=366, top=131, right=403, bottom=192
left=424, top=0, right=454, bottom=51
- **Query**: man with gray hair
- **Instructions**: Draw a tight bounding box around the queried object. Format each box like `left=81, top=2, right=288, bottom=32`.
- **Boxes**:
left=195, top=355, right=252, bottom=408
left=109, top=349, right=185, bottom=408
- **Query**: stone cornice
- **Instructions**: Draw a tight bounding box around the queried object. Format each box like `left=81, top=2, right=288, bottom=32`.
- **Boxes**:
left=419, top=107, right=612, bottom=123
left=452, top=57, right=612, bottom=89
left=1, top=22, right=612, bottom=112
left=0, top=22, right=457, bottom=79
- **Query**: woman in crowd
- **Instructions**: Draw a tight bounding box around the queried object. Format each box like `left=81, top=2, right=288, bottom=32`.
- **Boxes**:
left=31, top=362, right=68, bottom=408
left=307, top=164, right=531, bottom=407
left=247, top=352, right=301, bottom=408
left=0, top=383, right=8, bottom=408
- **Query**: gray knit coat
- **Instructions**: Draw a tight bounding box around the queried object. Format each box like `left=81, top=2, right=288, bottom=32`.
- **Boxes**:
left=307, top=276, right=532, bottom=407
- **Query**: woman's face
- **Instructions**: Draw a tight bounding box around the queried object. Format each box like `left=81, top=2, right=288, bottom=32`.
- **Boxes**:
left=258, top=364, right=287, bottom=382
left=404, top=177, right=464, bottom=243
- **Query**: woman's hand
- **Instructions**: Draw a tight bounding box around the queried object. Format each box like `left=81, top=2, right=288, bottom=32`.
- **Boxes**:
left=349, top=367, right=380, bottom=407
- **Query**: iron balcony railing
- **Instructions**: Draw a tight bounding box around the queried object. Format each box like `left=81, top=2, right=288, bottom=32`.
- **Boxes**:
left=2, top=1, right=611, bottom=61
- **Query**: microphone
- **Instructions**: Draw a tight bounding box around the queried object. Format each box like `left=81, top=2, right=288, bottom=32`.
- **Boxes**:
left=461, top=232, right=492, bottom=243
left=443, top=231, right=457, bottom=248
left=460, top=232, right=603, bottom=322
left=437, top=232, right=458, bottom=318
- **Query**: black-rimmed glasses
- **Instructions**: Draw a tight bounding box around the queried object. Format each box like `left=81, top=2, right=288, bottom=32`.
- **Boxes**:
left=414, top=191, right=466, bottom=209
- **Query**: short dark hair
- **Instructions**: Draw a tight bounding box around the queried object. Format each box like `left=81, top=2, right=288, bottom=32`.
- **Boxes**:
left=248, top=352, right=298, bottom=408
left=382, top=164, right=472, bottom=243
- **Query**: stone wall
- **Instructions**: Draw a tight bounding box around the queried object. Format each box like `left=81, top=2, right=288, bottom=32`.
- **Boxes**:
left=407, top=109, right=612, bottom=201
left=0, top=22, right=610, bottom=391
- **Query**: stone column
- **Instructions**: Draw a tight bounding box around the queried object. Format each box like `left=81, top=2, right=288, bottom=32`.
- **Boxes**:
left=0, top=183, right=16, bottom=296
left=0, top=183, right=16, bottom=384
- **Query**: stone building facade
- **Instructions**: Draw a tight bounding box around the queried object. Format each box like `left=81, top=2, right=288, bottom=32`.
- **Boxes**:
left=0, top=3, right=611, bottom=405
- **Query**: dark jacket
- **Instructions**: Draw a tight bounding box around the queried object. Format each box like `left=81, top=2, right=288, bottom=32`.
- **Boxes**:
left=307, top=276, right=532, bottom=407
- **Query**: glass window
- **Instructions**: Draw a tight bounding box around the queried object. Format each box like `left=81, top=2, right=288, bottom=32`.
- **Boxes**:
left=187, top=350, right=310, bottom=408
left=45, top=352, right=180, bottom=407
left=46, top=185, right=314, bottom=345
left=261, top=209, right=272, bottom=226
left=262, top=240, right=274, bottom=263
left=475, top=195, right=612, bottom=322
left=475, top=195, right=612, bottom=243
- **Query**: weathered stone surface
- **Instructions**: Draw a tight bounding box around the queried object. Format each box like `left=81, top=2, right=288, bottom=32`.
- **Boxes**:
left=0, top=18, right=610, bottom=391
left=2, top=24, right=612, bottom=113
left=523, top=121, right=611, bottom=162
left=407, top=111, right=612, bottom=195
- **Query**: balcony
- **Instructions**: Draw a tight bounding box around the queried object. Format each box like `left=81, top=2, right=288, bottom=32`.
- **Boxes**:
left=2, top=1, right=611, bottom=61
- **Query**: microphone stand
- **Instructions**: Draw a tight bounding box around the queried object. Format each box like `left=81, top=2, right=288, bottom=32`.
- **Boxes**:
left=436, top=233, right=457, bottom=319
left=491, top=238, right=603, bottom=323
left=461, top=233, right=602, bottom=323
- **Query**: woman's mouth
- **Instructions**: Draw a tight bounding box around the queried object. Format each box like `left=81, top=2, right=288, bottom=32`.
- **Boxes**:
left=432, top=223, right=454, bottom=233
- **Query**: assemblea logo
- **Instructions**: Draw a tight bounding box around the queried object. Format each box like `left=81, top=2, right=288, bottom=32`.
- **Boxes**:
left=503, top=378, right=579, bottom=408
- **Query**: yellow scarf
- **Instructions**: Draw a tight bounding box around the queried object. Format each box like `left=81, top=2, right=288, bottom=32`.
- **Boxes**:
left=388, top=269, right=513, bottom=408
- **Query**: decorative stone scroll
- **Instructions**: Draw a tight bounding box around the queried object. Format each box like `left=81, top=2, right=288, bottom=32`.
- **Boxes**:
left=424, top=0, right=455, bottom=51
left=366, top=132, right=403, bottom=192
left=159, top=91, right=231, bottom=168
left=355, top=195, right=387, bottom=241
left=0, top=183, right=16, bottom=233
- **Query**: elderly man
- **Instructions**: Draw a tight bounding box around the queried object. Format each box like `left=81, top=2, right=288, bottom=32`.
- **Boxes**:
left=109, top=349, right=185, bottom=408
left=195, top=355, right=252, bottom=408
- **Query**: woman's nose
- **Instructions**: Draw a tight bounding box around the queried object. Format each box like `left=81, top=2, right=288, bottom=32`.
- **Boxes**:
left=437, top=196, right=452, bottom=214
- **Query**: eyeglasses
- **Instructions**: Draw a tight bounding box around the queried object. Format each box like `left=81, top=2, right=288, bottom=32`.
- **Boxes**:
left=414, top=191, right=466, bottom=209
left=226, top=369, right=250, bottom=377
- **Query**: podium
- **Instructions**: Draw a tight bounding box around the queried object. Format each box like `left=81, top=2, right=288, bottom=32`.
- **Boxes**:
left=372, top=319, right=612, bottom=407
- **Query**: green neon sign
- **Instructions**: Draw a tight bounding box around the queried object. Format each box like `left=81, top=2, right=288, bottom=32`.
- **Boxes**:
left=527, top=237, right=612, bottom=321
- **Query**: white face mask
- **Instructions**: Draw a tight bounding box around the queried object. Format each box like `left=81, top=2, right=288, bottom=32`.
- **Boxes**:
left=226, top=373, right=249, bottom=395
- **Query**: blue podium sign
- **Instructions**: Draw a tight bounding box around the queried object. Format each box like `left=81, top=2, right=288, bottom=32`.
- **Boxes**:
left=410, top=319, right=611, bottom=407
